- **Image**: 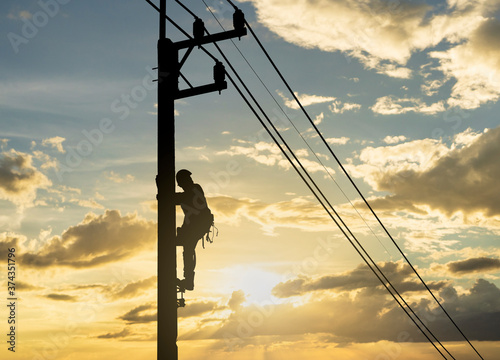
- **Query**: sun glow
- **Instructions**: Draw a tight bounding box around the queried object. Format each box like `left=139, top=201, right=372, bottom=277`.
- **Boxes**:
left=226, top=266, right=283, bottom=305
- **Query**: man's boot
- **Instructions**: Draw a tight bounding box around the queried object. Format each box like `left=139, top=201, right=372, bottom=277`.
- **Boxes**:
left=177, top=278, right=185, bottom=292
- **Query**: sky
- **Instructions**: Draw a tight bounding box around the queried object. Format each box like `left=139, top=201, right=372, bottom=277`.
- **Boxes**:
left=1, top=0, right=500, bottom=359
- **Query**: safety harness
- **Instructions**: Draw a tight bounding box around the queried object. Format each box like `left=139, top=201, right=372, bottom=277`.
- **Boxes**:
left=202, top=217, right=218, bottom=249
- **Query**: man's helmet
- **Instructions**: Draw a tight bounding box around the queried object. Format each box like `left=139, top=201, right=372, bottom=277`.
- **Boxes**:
left=176, top=169, right=192, bottom=183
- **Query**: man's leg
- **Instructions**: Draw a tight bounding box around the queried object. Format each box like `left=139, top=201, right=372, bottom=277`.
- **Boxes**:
left=183, top=241, right=197, bottom=290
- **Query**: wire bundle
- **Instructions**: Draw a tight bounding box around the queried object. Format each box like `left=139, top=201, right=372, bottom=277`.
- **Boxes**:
left=144, top=1, right=485, bottom=359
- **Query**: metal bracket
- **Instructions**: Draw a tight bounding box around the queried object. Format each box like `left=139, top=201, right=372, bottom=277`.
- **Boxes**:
left=177, top=287, right=186, bottom=308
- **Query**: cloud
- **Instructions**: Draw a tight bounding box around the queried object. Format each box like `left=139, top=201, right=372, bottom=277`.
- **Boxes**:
left=119, top=303, right=157, bottom=324
left=346, top=126, right=500, bottom=217
left=97, top=328, right=131, bottom=339
left=313, top=112, right=324, bottom=125
left=104, top=171, right=135, bottom=183
left=19, top=210, right=156, bottom=268
left=7, top=10, right=33, bottom=20
left=32, top=150, right=58, bottom=170
left=217, top=141, right=288, bottom=169
left=277, top=90, right=336, bottom=109
left=69, top=198, right=105, bottom=209
left=371, top=96, right=445, bottom=115
left=183, top=276, right=500, bottom=344
left=114, top=299, right=217, bottom=327
left=16, top=281, right=44, bottom=291
left=113, top=276, right=157, bottom=299
left=228, top=290, right=246, bottom=310
left=178, top=301, right=220, bottom=318
left=272, top=261, right=447, bottom=298
left=329, top=100, right=361, bottom=114
left=242, top=0, right=493, bottom=75
left=208, top=196, right=332, bottom=234
left=325, top=137, right=350, bottom=145
left=383, top=135, right=407, bottom=144
left=431, top=18, right=500, bottom=109
left=244, top=0, right=433, bottom=62
left=0, top=149, right=52, bottom=209
left=447, top=257, right=500, bottom=274
left=44, top=293, right=78, bottom=302
left=0, top=233, right=20, bottom=259
left=217, top=141, right=335, bottom=176
left=244, top=0, right=500, bottom=110
left=41, top=136, right=66, bottom=153
left=421, top=79, right=444, bottom=96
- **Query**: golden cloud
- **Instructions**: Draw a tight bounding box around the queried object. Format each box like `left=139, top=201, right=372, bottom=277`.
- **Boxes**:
left=244, top=0, right=500, bottom=109
left=112, top=276, right=157, bottom=299
left=19, top=210, right=156, bottom=268
left=272, top=261, right=447, bottom=298
left=0, top=149, right=52, bottom=209
left=208, top=195, right=333, bottom=234
left=346, top=126, right=500, bottom=217
left=183, top=275, right=500, bottom=344
left=119, top=303, right=157, bottom=324
left=432, top=18, right=500, bottom=109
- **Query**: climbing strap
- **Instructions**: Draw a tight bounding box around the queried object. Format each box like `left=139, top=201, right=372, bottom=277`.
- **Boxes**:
left=202, top=221, right=218, bottom=249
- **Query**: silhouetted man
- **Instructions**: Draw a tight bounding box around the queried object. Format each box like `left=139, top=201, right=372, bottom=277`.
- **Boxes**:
left=175, top=169, right=213, bottom=291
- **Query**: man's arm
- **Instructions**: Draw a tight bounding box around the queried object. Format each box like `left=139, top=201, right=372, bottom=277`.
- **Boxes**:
left=192, top=184, right=208, bottom=210
left=174, top=192, right=185, bottom=205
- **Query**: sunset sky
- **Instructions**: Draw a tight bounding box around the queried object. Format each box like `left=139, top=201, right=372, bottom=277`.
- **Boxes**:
left=1, top=0, right=500, bottom=359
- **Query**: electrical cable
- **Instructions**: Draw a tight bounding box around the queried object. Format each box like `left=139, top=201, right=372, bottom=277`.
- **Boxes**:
left=174, top=2, right=456, bottom=356
left=232, top=3, right=484, bottom=358
left=145, top=1, right=458, bottom=358
left=202, top=0, right=395, bottom=259
left=196, top=2, right=455, bottom=358
left=223, top=62, right=451, bottom=360
left=163, top=2, right=453, bottom=357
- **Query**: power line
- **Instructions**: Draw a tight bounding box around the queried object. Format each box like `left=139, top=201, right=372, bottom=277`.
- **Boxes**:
left=202, top=0, right=400, bottom=264
left=178, top=2, right=456, bottom=357
left=194, top=2, right=457, bottom=358
left=221, top=51, right=452, bottom=360
left=150, top=2, right=473, bottom=358
left=236, top=6, right=484, bottom=359
left=171, top=2, right=456, bottom=357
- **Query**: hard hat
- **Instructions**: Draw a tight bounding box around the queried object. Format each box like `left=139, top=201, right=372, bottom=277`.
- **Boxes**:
left=176, top=169, right=192, bottom=182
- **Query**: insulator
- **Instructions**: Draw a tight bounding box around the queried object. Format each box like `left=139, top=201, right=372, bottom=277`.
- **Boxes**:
left=233, top=9, right=245, bottom=32
left=177, top=299, right=185, bottom=308
left=214, top=61, right=225, bottom=84
left=193, top=18, right=205, bottom=40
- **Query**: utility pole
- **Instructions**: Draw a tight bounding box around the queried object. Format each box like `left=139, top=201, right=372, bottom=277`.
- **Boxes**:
left=156, top=0, right=178, bottom=358
left=154, top=1, right=246, bottom=359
